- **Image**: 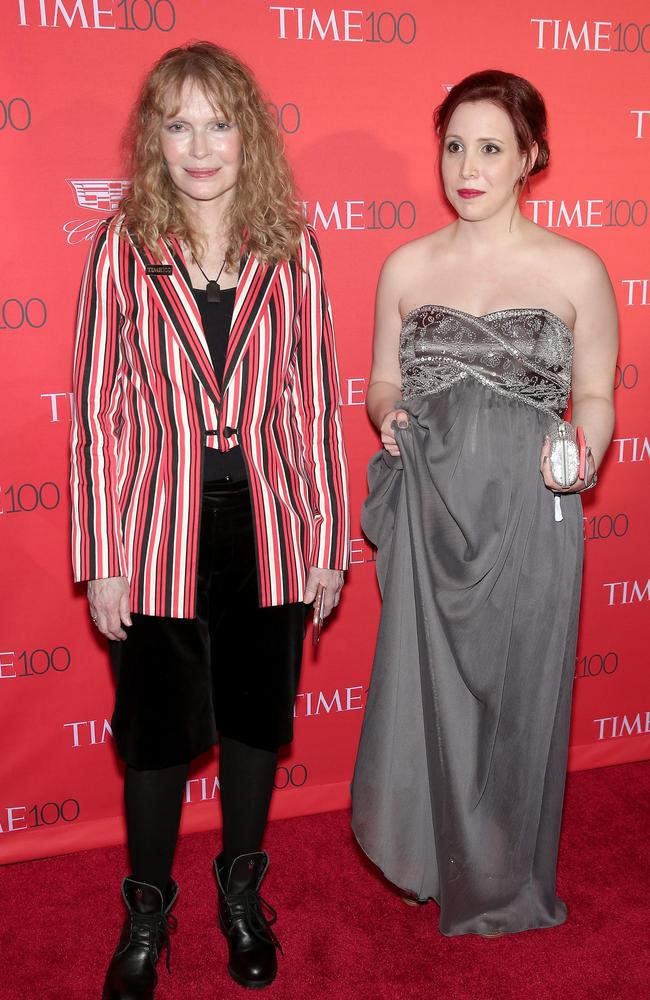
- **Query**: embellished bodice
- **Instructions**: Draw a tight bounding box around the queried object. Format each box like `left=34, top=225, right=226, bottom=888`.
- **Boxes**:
left=400, top=305, right=573, bottom=417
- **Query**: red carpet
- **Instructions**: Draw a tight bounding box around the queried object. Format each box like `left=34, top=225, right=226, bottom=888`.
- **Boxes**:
left=1, top=761, right=649, bottom=1000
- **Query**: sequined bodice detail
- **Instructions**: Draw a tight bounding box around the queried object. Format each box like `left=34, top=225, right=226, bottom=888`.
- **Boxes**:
left=400, top=305, right=573, bottom=417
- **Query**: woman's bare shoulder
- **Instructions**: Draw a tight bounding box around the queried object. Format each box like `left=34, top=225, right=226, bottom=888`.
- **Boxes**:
left=528, top=222, right=609, bottom=281
left=380, top=225, right=454, bottom=278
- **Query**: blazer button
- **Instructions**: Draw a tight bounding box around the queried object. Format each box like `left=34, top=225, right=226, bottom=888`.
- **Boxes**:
left=224, top=426, right=237, bottom=437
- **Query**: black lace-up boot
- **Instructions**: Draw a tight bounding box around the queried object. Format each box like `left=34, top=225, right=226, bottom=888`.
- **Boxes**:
left=214, top=852, right=282, bottom=989
left=102, top=878, right=178, bottom=1000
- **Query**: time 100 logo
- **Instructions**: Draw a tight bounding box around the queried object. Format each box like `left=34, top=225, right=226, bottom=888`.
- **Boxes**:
left=270, top=7, right=417, bottom=44
left=304, top=199, right=416, bottom=231
left=17, top=0, right=176, bottom=31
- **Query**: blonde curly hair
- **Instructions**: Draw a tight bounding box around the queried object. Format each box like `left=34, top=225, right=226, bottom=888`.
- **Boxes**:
left=119, top=41, right=304, bottom=266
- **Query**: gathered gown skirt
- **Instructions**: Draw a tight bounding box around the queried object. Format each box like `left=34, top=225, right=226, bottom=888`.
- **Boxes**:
left=351, top=381, right=583, bottom=937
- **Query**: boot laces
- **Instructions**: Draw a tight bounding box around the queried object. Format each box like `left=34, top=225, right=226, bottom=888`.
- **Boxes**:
left=130, top=910, right=178, bottom=973
left=231, top=889, right=284, bottom=956
left=160, top=912, right=178, bottom=973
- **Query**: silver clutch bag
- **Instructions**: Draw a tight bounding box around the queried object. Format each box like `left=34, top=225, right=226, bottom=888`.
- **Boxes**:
left=548, top=421, right=579, bottom=488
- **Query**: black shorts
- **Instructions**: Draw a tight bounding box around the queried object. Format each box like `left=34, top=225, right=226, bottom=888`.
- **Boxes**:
left=109, top=480, right=308, bottom=769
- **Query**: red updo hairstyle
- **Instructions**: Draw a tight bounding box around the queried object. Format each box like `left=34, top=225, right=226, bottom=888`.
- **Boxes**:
left=434, top=69, right=550, bottom=184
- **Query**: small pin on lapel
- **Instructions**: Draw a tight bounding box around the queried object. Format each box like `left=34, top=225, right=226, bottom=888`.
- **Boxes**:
left=145, top=264, right=173, bottom=276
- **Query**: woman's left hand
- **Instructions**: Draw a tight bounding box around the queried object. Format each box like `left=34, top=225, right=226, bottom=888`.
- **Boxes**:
left=539, top=436, right=596, bottom=493
left=304, top=567, right=344, bottom=618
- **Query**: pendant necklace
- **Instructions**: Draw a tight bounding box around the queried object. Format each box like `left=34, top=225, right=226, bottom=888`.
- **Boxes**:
left=193, top=256, right=227, bottom=303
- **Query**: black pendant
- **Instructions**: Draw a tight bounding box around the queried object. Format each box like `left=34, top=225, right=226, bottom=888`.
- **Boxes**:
left=206, top=280, right=221, bottom=303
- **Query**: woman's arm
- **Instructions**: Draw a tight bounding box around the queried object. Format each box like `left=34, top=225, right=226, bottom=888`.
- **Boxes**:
left=541, top=247, right=618, bottom=492
left=297, top=227, right=350, bottom=616
left=570, top=252, right=618, bottom=468
left=367, top=252, right=409, bottom=456
left=70, top=222, right=131, bottom=639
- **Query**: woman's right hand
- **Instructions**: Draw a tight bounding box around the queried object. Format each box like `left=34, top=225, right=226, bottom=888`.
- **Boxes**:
left=87, top=576, right=132, bottom=641
left=380, top=408, right=410, bottom=456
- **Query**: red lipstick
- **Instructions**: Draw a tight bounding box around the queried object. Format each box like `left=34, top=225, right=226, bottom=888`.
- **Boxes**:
left=457, top=188, right=485, bottom=199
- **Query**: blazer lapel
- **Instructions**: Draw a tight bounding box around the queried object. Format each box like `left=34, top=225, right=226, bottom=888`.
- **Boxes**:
left=128, top=234, right=221, bottom=405
left=221, top=251, right=280, bottom=394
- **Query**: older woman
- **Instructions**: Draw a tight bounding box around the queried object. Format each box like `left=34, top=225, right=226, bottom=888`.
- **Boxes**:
left=352, top=70, right=617, bottom=937
left=71, top=42, right=348, bottom=997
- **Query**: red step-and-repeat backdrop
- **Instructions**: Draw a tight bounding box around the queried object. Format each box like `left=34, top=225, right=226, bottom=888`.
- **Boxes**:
left=1, top=1, right=649, bottom=863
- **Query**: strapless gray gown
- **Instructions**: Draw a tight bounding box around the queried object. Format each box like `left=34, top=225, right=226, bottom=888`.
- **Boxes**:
left=351, top=305, right=583, bottom=937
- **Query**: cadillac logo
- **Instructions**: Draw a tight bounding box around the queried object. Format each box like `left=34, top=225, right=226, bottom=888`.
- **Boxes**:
left=67, top=179, right=130, bottom=213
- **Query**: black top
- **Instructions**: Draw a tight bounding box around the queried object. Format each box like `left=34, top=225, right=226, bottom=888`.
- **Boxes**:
left=193, top=285, right=247, bottom=483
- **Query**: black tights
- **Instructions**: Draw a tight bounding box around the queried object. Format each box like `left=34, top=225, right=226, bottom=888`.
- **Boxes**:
left=124, top=736, right=277, bottom=894
left=124, top=761, right=188, bottom=895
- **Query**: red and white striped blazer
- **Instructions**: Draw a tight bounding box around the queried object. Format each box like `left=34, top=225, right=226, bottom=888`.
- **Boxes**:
left=70, top=219, right=349, bottom=617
